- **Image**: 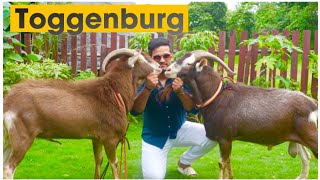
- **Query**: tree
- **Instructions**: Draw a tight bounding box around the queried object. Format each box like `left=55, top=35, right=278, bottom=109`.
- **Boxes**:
left=255, top=2, right=318, bottom=31
left=188, top=2, right=227, bottom=32
left=227, top=2, right=318, bottom=33
left=226, top=2, right=255, bottom=34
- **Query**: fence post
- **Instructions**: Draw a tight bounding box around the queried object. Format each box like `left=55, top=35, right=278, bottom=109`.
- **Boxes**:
left=301, top=30, right=311, bottom=94
left=90, top=33, right=97, bottom=74
left=311, top=30, right=318, bottom=99
left=111, top=32, right=117, bottom=51
left=218, top=31, right=226, bottom=74
left=24, top=33, right=32, bottom=54
left=80, top=33, right=87, bottom=71
left=61, top=34, right=68, bottom=64
left=243, top=33, right=252, bottom=85
left=260, top=32, right=269, bottom=77
left=100, top=33, right=108, bottom=76
left=270, top=30, right=279, bottom=87
left=227, top=31, right=236, bottom=79
left=237, top=31, right=248, bottom=83
left=14, top=34, right=22, bottom=55
left=249, top=33, right=259, bottom=84
left=208, top=46, right=216, bottom=68
left=281, top=30, right=290, bottom=79
left=71, top=35, right=78, bottom=75
left=291, top=30, right=300, bottom=81
left=168, top=34, right=175, bottom=50
left=119, top=35, right=125, bottom=48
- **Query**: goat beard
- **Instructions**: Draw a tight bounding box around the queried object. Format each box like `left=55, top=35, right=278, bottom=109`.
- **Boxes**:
left=156, top=85, right=172, bottom=103
left=188, top=80, right=203, bottom=105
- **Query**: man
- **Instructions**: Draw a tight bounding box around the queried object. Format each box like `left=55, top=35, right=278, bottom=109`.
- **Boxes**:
left=131, top=37, right=216, bottom=179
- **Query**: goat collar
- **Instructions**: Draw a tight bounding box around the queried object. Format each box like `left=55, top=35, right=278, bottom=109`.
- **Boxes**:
left=110, top=81, right=127, bottom=113
left=196, top=80, right=223, bottom=109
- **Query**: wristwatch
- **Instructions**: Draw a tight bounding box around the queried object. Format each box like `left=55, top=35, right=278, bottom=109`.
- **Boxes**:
left=144, top=86, right=153, bottom=91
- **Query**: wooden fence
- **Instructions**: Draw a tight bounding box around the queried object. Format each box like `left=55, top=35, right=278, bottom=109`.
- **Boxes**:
left=14, top=30, right=318, bottom=99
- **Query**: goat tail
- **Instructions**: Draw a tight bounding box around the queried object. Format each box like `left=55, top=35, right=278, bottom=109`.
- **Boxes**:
left=308, top=110, right=318, bottom=128
left=3, top=112, right=12, bottom=164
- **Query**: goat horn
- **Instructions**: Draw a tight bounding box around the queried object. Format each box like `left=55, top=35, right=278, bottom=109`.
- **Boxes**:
left=191, top=50, right=236, bottom=75
left=102, top=48, right=138, bottom=72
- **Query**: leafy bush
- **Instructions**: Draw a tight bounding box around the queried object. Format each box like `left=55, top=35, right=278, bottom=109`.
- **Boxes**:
left=175, top=31, right=219, bottom=59
left=243, top=34, right=302, bottom=89
left=73, top=70, right=97, bottom=81
left=309, top=52, right=318, bottom=78
left=275, top=76, right=300, bottom=90
left=244, top=34, right=302, bottom=72
left=252, top=76, right=271, bottom=88
left=128, top=33, right=151, bottom=52
left=4, top=59, right=99, bottom=95
left=3, top=59, right=72, bottom=94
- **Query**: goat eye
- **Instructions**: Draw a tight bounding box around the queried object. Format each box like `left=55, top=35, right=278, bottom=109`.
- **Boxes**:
left=187, top=63, right=193, bottom=66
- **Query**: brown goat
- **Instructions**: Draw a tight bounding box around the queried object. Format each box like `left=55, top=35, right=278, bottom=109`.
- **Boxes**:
left=165, top=50, right=318, bottom=179
left=3, top=49, right=161, bottom=179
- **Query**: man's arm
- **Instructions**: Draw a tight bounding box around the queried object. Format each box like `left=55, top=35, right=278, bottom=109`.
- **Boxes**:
left=172, top=78, right=195, bottom=111
left=132, top=87, right=152, bottom=113
left=132, top=72, right=159, bottom=114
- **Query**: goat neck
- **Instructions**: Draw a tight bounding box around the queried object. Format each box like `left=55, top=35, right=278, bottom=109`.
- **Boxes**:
left=196, top=80, right=223, bottom=109
left=195, top=67, right=223, bottom=106
left=103, top=60, right=135, bottom=113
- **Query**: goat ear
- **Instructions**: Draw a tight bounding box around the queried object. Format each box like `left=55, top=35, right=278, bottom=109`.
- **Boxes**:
left=195, top=62, right=203, bottom=72
left=200, top=58, right=207, bottom=66
left=196, top=58, right=207, bottom=72
left=128, top=55, right=139, bottom=68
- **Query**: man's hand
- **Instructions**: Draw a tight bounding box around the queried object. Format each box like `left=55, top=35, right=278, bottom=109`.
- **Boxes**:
left=172, top=77, right=184, bottom=93
left=145, top=72, right=159, bottom=90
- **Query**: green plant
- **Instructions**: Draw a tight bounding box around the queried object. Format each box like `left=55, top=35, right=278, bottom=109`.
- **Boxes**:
left=309, top=52, right=318, bottom=78
left=3, top=59, right=73, bottom=94
left=275, top=76, right=300, bottom=90
left=175, top=31, right=219, bottom=59
left=128, top=33, right=152, bottom=52
left=32, top=32, right=66, bottom=61
left=244, top=34, right=302, bottom=88
left=3, top=3, right=43, bottom=63
left=252, top=76, right=271, bottom=88
left=3, top=32, right=26, bottom=63
left=73, top=70, right=97, bottom=81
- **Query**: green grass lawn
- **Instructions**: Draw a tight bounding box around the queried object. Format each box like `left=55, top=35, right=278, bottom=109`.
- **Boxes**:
left=14, top=120, right=318, bottom=179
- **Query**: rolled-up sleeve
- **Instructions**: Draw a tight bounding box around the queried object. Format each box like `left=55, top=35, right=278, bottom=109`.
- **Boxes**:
left=184, top=85, right=199, bottom=114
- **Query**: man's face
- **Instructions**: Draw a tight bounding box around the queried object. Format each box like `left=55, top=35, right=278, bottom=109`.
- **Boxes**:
left=151, top=46, right=173, bottom=71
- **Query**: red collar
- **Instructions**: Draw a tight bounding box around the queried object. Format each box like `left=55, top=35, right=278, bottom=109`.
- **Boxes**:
left=196, top=80, right=223, bottom=109
left=110, top=81, right=126, bottom=113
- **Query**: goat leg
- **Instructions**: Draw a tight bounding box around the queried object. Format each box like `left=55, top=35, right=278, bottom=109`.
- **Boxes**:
left=296, top=144, right=311, bottom=179
left=218, top=141, right=233, bottom=179
left=226, top=158, right=233, bottom=179
left=103, top=137, right=120, bottom=179
left=93, top=139, right=103, bottom=179
left=218, top=157, right=225, bottom=179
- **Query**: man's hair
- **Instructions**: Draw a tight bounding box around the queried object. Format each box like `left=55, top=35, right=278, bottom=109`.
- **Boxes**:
left=148, top=37, right=173, bottom=56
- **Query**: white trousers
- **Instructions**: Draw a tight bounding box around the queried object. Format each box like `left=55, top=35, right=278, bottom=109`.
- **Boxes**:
left=142, top=121, right=217, bottom=179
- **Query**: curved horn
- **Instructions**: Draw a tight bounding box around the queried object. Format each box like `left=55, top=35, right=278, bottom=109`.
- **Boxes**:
left=101, top=48, right=138, bottom=72
left=191, top=50, right=236, bottom=75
